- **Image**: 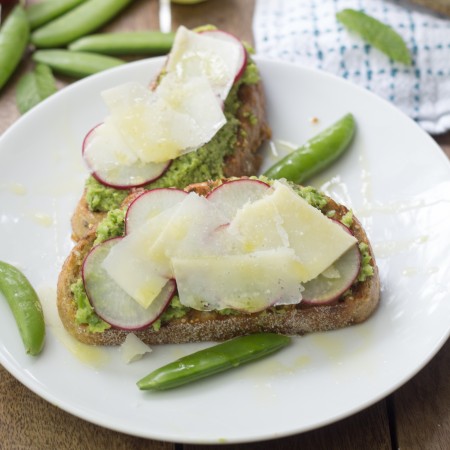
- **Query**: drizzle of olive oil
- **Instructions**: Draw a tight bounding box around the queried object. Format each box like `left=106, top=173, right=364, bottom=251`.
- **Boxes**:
left=37, top=286, right=109, bottom=368
left=31, top=212, right=53, bottom=227
left=8, top=182, right=27, bottom=195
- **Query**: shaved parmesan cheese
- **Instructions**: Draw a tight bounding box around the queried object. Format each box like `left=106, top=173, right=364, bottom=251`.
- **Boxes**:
left=102, top=206, right=181, bottom=308
left=102, top=182, right=357, bottom=312
left=84, top=119, right=138, bottom=168
left=227, top=182, right=356, bottom=281
left=167, top=26, right=241, bottom=101
left=121, top=333, right=152, bottom=363
left=84, top=27, right=246, bottom=187
left=102, top=76, right=226, bottom=164
left=83, top=25, right=244, bottom=186
left=103, top=194, right=228, bottom=308
left=270, top=182, right=357, bottom=281
left=148, top=192, right=229, bottom=260
left=172, top=249, right=305, bottom=312
left=83, top=118, right=171, bottom=188
left=228, top=194, right=288, bottom=252
left=206, top=179, right=270, bottom=222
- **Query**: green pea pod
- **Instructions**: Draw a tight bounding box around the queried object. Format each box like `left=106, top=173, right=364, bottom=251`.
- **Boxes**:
left=137, top=333, right=291, bottom=391
left=32, top=49, right=124, bottom=78
left=31, top=0, right=133, bottom=48
left=264, top=113, right=356, bottom=184
left=0, top=261, right=45, bottom=356
left=27, top=0, right=87, bottom=30
left=0, top=6, right=29, bottom=91
left=69, top=31, right=175, bottom=55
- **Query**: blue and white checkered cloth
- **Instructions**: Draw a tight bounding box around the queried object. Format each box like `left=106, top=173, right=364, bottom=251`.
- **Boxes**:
left=253, top=0, right=450, bottom=134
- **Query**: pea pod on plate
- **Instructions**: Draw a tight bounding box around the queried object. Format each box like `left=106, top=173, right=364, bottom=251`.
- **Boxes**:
left=0, top=261, right=45, bottom=356
left=0, top=6, right=29, bottom=91
left=264, top=113, right=356, bottom=184
left=31, top=0, right=133, bottom=48
left=137, top=333, right=291, bottom=390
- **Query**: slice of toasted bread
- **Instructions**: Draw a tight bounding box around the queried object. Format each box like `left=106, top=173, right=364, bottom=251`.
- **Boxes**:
left=71, top=72, right=271, bottom=241
left=58, top=180, right=380, bottom=346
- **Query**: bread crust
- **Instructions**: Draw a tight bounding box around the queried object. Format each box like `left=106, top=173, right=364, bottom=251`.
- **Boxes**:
left=71, top=78, right=271, bottom=241
left=58, top=183, right=380, bottom=346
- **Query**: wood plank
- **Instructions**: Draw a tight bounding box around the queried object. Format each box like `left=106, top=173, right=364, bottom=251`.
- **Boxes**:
left=185, top=400, right=391, bottom=450
left=435, top=134, right=450, bottom=159
left=394, top=339, right=450, bottom=450
left=0, top=366, right=174, bottom=450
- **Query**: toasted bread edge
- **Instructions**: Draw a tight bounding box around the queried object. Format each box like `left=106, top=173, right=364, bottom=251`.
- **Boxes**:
left=58, top=186, right=381, bottom=346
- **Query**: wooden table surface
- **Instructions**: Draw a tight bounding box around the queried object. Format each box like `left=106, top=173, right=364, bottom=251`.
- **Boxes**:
left=0, top=1, right=448, bottom=449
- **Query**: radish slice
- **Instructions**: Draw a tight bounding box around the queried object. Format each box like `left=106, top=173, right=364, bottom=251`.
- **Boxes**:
left=301, top=241, right=361, bottom=305
left=82, top=237, right=175, bottom=330
left=82, top=122, right=171, bottom=189
left=125, top=188, right=188, bottom=234
left=200, top=29, right=248, bottom=82
left=206, top=179, right=270, bottom=221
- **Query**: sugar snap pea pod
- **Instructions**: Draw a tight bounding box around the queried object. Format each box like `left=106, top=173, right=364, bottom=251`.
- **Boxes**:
left=32, top=49, right=124, bottom=78
left=137, top=333, right=291, bottom=391
left=264, top=113, right=356, bottom=184
left=27, top=0, right=87, bottom=30
left=69, top=31, right=175, bottom=55
left=0, top=261, right=45, bottom=356
left=31, top=0, right=133, bottom=48
left=0, top=6, right=29, bottom=91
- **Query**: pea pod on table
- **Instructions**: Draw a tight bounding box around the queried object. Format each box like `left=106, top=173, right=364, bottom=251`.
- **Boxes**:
left=0, top=6, right=29, bottom=91
left=264, top=113, right=356, bottom=184
left=69, top=31, right=175, bottom=56
left=31, top=0, right=133, bottom=48
left=26, top=0, right=87, bottom=30
left=0, top=261, right=45, bottom=356
left=32, top=49, right=124, bottom=78
left=137, top=333, right=291, bottom=391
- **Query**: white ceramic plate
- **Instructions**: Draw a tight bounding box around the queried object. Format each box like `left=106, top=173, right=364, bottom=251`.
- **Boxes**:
left=0, top=57, right=449, bottom=444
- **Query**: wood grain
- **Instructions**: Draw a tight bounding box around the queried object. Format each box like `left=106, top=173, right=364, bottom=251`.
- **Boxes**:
left=170, top=0, right=255, bottom=44
left=0, top=368, right=173, bottom=450
left=435, top=133, right=450, bottom=158
left=185, top=400, right=391, bottom=450
left=395, top=339, right=450, bottom=449
left=410, top=0, right=450, bottom=16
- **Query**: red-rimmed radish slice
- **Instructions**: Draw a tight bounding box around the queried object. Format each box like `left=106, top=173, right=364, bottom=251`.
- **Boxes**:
left=206, top=179, right=270, bottom=221
left=301, top=244, right=361, bottom=305
left=301, top=220, right=361, bottom=305
left=82, top=123, right=101, bottom=148
left=82, top=237, right=175, bottom=330
left=82, top=122, right=171, bottom=190
left=200, top=29, right=248, bottom=82
left=125, top=188, right=188, bottom=234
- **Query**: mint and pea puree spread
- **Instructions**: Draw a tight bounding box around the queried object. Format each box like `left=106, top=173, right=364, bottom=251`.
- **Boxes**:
left=85, top=59, right=261, bottom=212
left=72, top=178, right=374, bottom=333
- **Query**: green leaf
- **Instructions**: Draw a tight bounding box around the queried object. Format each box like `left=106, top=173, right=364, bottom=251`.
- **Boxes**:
left=336, top=9, right=412, bottom=65
left=15, top=64, right=57, bottom=114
